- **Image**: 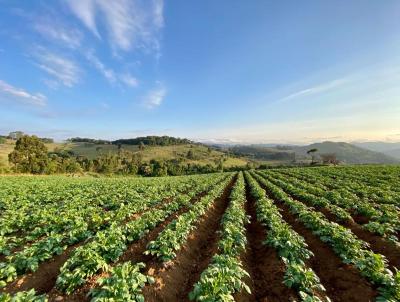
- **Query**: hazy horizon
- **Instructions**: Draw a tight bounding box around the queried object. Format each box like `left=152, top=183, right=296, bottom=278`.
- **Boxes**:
left=1, top=1, right=400, bottom=143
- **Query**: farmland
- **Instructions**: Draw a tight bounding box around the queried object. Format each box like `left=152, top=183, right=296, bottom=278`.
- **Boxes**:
left=0, top=166, right=399, bottom=301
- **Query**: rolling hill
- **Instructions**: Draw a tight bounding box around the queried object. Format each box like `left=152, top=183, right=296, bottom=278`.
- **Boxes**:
left=352, top=142, right=400, bottom=160
left=292, top=141, right=398, bottom=164
left=228, top=141, right=399, bottom=164
left=0, top=139, right=250, bottom=169
left=1, top=136, right=398, bottom=171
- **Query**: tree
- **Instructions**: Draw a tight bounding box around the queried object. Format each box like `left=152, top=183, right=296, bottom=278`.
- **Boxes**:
left=139, top=141, right=145, bottom=151
left=150, top=160, right=168, bottom=176
left=8, top=135, right=49, bottom=174
left=321, top=153, right=339, bottom=165
left=307, top=148, right=318, bottom=164
left=217, top=159, right=224, bottom=172
left=187, top=150, right=194, bottom=160
left=9, top=131, right=24, bottom=140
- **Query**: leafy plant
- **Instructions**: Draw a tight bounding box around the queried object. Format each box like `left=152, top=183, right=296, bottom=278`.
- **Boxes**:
left=89, top=262, right=154, bottom=302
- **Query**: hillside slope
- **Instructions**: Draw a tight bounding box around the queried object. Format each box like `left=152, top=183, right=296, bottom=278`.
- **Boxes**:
left=353, top=142, right=400, bottom=160
left=0, top=140, right=250, bottom=168
left=293, top=141, right=398, bottom=164
left=227, top=141, right=399, bottom=164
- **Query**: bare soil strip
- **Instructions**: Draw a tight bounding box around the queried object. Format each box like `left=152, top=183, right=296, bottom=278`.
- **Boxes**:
left=1, top=243, right=81, bottom=295
left=351, top=213, right=371, bottom=225
left=141, top=177, right=236, bottom=302
left=235, top=180, right=297, bottom=302
left=0, top=190, right=205, bottom=300
left=259, top=186, right=378, bottom=302
left=271, top=183, right=400, bottom=270
left=316, top=207, right=400, bottom=270
left=46, top=189, right=213, bottom=302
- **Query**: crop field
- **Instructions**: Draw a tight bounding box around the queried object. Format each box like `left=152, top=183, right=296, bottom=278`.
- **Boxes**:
left=0, top=166, right=399, bottom=302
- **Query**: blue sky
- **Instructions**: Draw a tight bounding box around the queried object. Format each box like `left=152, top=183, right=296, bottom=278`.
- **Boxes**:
left=0, top=0, right=400, bottom=143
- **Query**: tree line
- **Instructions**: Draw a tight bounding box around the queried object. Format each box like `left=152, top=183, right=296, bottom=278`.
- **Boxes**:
left=69, top=135, right=193, bottom=146
left=6, top=135, right=242, bottom=176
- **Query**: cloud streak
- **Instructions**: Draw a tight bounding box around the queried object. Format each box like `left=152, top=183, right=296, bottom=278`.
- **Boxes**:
left=34, top=19, right=83, bottom=49
left=85, top=50, right=138, bottom=87
left=86, top=50, right=116, bottom=83
left=66, top=0, right=163, bottom=53
left=120, top=73, right=138, bottom=87
left=142, top=84, right=166, bottom=109
left=277, top=78, right=349, bottom=103
left=33, top=48, right=81, bottom=87
left=0, top=80, right=47, bottom=106
left=65, top=0, right=100, bottom=39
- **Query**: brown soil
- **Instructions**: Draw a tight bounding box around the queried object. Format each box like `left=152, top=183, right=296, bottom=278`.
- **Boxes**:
left=263, top=191, right=378, bottom=302
left=235, top=180, right=298, bottom=302
left=352, top=214, right=370, bottom=225
left=272, top=182, right=400, bottom=270
left=1, top=190, right=198, bottom=300
left=142, top=177, right=236, bottom=302
left=1, top=243, right=81, bottom=295
left=45, top=187, right=214, bottom=302
left=316, top=208, right=400, bottom=270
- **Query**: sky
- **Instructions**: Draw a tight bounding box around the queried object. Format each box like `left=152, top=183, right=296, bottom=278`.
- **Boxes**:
left=0, top=0, right=400, bottom=144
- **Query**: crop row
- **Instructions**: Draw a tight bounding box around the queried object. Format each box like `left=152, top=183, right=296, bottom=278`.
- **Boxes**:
left=189, top=172, right=250, bottom=301
left=81, top=173, right=235, bottom=301
left=0, top=173, right=227, bottom=289
left=145, top=174, right=234, bottom=262
left=0, top=174, right=213, bottom=253
left=268, top=169, right=400, bottom=242
left=246, top=172, right=329, bottom=302
left=56, top=174, right=232, bottom=294
left=285, top=167, right=400, bottom=206
left=252, top=171, right=400, bottom=301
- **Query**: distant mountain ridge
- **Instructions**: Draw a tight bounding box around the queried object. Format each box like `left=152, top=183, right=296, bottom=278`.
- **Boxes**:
left=292, top=141, right=398, bottom=164
left=352, top=141, right=400, bottom=160
left=228, top=141, right=399, bottom=164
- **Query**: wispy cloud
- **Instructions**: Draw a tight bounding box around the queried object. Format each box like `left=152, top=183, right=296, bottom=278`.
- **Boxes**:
left=277, top=78, right=349, bottom=103
left=65, top=0, right=100, bottom=39
left=86, top=50, right=116, bottom=83
left=120, top=73, right=138, bottom=87
left=0, top=80, right=47, bottom=106
left=66, top=0, right=164, bottom=53
left=34, top=19, right=83, bottom=49
left=33, top=48, right=81, bottom=87
left=142, top=84, right=166, bottom=109
left=85, top=50, right=138, bottom=87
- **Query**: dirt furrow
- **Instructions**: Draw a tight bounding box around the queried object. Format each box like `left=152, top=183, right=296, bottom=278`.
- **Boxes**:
left=1, top=243, right=82, bottom=295
left=46, top=190, right=211, bottom=302
left=316, top=207, right=400, bottom=269
left=269, top=182, right=400, bottom=270
left=261, top=189, right=378, bottom=302
left=0, top=191, right=201, bottom=300
left=235, top=180, right=297, bottom=302
left=142, top=177, right=236, bottom=302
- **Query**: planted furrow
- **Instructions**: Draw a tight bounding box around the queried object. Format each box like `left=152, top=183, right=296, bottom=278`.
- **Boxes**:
left=0, top=188, right=196, bottom=295
left=190, top=172, right=251, bottom=301
left=48, top=189, right=211, bottom=301
left=237, top=175, right=297, bottom=302
left=0, top=174, right=228, bottom=299
left=53, top=175, right=230, bottom=296
left=252, top=171, right=400, bottom=301
left=141, top=175, right=236, bottom=301
left=258, top=171, right=400, bottom=269
left=266, top=169, right=400, bottom=243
